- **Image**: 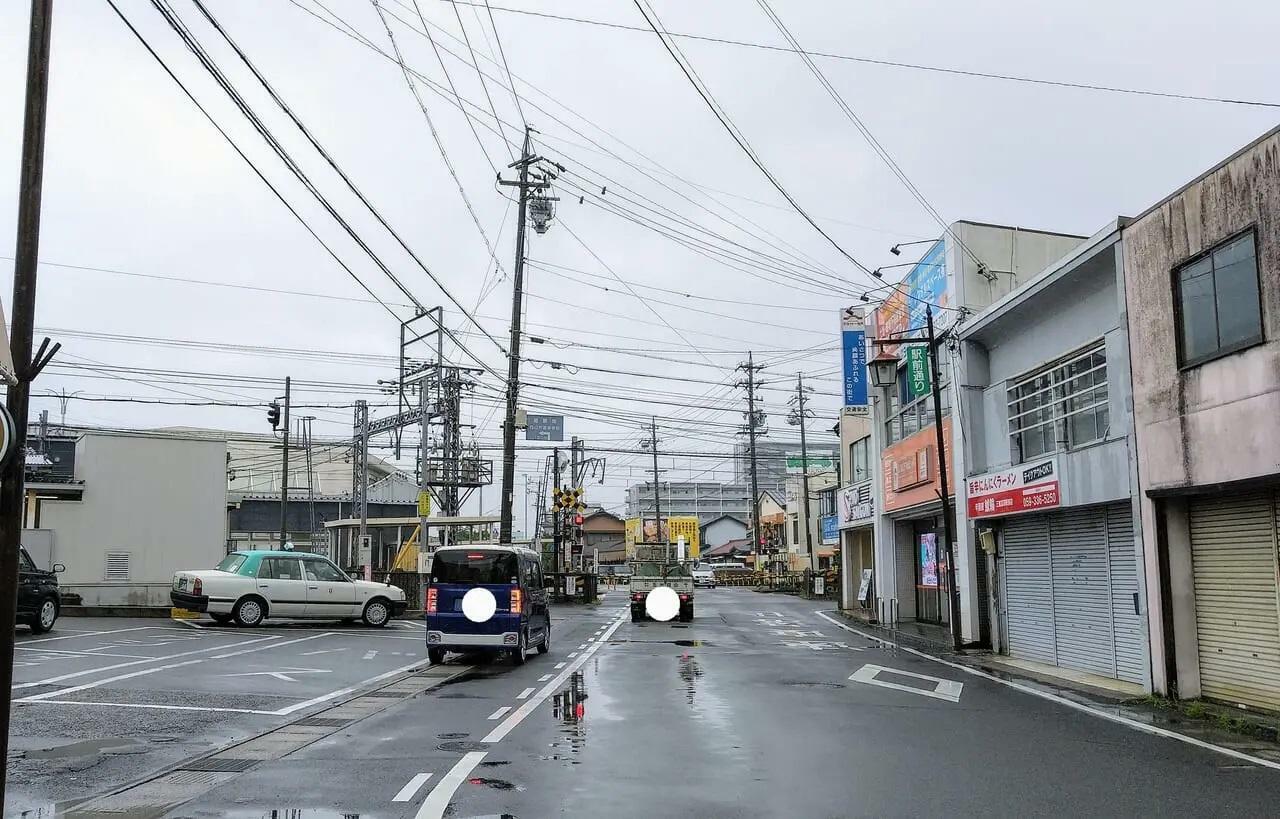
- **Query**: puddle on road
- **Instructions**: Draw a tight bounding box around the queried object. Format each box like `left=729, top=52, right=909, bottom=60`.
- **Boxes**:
left=678, top=653, right=703, bottom=706
left=467, top=777, right=521, bottom=791
left=543, top=671, right=588, bottom=763
left=480, top=760, right=511, bottom=766
left=23, top=738, right=141, bottom=759
left=437, top=732, right=469, bottom=739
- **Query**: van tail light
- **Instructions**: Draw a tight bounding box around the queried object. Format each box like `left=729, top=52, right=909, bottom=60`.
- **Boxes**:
left=426, top=587, right=438, bottom=614
left=192, top=578, right=202, bottom=596
left=510, top=589, right=524, bottom=614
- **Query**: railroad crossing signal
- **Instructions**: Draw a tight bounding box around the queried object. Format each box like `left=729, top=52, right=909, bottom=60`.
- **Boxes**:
left=553, top=486, right=585, bottom=512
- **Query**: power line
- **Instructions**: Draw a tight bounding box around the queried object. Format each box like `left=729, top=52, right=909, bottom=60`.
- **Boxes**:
left=480, top=0, right=526, bottom=128
left=448, top=0, right=514, bottom=162
left=444, top=1, right=1280, bottom=110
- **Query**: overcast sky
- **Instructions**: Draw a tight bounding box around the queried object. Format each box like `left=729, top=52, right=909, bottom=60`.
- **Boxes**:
left=2, top=0, right=1277, bottom=527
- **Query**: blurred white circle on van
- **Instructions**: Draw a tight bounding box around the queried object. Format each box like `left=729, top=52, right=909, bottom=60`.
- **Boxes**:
left=462, top=587, right=497, bottom=623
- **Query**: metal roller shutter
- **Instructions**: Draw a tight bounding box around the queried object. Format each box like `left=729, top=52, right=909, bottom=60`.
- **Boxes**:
left=1190, top=492, right=1280, bottom=711
left=1001, top=515, right=1055, bottom=665
left=1049, top=508, right=1114, bottom=677
left=1106, top=505, right=1147, bottom=684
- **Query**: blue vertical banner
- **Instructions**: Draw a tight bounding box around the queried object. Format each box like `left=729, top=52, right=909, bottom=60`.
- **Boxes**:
left=841, top=307, right=868, bottom=409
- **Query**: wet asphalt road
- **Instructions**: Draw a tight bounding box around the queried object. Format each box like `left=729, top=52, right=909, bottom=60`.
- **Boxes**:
left=52, top=588, right=1276, bottom=818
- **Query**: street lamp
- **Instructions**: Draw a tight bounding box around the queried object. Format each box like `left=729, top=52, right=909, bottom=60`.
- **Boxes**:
left=889, top=238, right=938, bottom=256
left=868, top=352, right=899, bottom=389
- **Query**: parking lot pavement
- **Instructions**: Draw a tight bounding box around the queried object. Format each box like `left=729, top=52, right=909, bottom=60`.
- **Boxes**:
left=5, top=617, right=430, bottom=815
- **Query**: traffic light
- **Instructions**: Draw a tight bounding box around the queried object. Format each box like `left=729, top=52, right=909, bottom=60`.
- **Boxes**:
left=573, top=513, right=584, bottom=526
left=267, top=401, right=281, bottom=429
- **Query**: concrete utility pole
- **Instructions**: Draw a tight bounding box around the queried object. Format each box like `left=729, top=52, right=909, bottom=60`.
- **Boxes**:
left=552, top=447, right=562, bottom=572
left=926, top=306, right=962, bottom=651
left=737, top=353, right=765, bottom=570
left=279, top=376, right=291, bottom=549
left=352, top=400, right=369, bottom=572
left=649, top=418, right=662, bottom=548
left=1, top=1, right=56, bottom=806
left=791, top=372, right=816, bottom=571
left=497, top=127, right=555, bottom=544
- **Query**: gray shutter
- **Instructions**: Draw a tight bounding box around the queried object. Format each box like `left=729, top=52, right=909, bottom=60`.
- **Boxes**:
left=1190, top=492, right=1280, bottom=710
left=1049, top=508, right=1115, bottom=678
left=896, top=529, right=916, bottom=621
left=1001, top=515, right=1055, bottom=665
left=1106, top=504, right=1147, bottom=684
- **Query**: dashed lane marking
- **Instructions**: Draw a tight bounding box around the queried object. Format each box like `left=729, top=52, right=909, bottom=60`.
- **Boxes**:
left=554, top=662, right=566, bottom=670
left=392, top=772, right=434, bottom=802
left=537, top=674, right=553, bottom=682
left=486, top=706, right=511, bottom=720
left=578, top=643, right=588, bottom=649
left=517, top=687, right=535, bottom=700
left=568, top=652, right=578, bottom=658
left=415, top=752, right=486, bottom=819
left=363, top=650, right=378, bottom=660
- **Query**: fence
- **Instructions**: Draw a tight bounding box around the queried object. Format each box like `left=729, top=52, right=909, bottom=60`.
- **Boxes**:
left=374, top=570, right=424, bottom=611
left=712, top=569, right=840, bottom=600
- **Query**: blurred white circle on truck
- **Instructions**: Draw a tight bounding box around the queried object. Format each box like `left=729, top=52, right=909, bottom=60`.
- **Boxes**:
left=461, top=587, right=497, bottom=623
left=645, top=586, right=679, bottom=622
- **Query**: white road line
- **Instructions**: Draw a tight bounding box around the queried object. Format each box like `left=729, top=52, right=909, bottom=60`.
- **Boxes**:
left=415, top=752, right=486, bottom=819
left=272, top=658, right=439, bottom=716
left=301, top=647, right=349, bottom=656
left=173, top=619, right=204, bottom=630
left=568, top=652, right=578, bottom=658
left=516, top=687, right=536, bottom=700
left=15, top=626, right=156, bottom=645
left=14, top=648, right=152, bottom=659
left=482, top=612, right=626, bottom=744
left=17, top=633, right=327, bottom=702
left=397, top=621, right=427, bottom=629
left=363, top=650, right=378, bottom=660
left=12, top=634, right=281, bottom=691
left=813, top=611, right=1280, bottom=773
left=578, top=643, right=588, bottom=649
left=392, top=772, right=434, bottom=802
left=537, top=674, right=553, bottom=682
left=487, top=706, right=512, bottom=720
left=18, top=699, right=277, bottom=715
left=554, top=662, right=566, bottom=670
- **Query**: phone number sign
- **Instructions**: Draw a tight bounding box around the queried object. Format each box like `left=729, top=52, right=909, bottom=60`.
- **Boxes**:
left=967, top=457, right=1060, bottom=519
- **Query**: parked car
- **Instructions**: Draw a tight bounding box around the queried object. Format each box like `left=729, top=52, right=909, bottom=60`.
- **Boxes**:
left=18, top=546, right=63, bottom=634
left=425, top=544, right=550, bottom=665
left=170, top=550, right=408, bottom=627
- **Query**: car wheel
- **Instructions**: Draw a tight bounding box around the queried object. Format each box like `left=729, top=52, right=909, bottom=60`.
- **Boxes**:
left=210, top=613, right=233, bottom=625
left=29, top=597, right=58, bottom=634
left=427, top=647, right=446, bottom=665
left=362, top=598, right=391, bottom=628
left=630, top=606, right=642, bottom=623
left=537, top=620, right=551, bottom=654
left=511, top=630, right=528, bottom=665
left=233, top=596, right=266, bottom=627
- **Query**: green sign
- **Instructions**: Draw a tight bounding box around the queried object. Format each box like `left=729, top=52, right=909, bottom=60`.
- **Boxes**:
left=906, top=346, right=931, bottom=397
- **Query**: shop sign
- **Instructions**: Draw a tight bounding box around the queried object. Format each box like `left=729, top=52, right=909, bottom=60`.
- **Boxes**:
left=919, top=533, right=939, bottom=588
left=838, top=482, right=874, bottom=528
left=967, top=456, right=1060, bottom=519
left=891, top=446, right=932, bottom=491
left=820, top=514, right=839, bottom=545
left=840, top=307, right=869, bottom=410
left=906, top=346, right=930, bottom=397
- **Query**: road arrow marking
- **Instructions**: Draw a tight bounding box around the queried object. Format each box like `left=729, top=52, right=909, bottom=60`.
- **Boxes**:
left=222, top=667, right=333, bottom=683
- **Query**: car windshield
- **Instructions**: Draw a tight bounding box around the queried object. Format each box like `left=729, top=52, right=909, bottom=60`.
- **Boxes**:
left=215, top=554, right=247, bottom=573
left=18, top=548, right=35, bottom=572
left=431, top=551, right=519, bottom=585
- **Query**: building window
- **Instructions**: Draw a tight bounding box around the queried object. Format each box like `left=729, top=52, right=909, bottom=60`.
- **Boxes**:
left=1175, top=229, right=1263, bottom=367
left=884, top=348, right=949, bottom=446
left=1007, top=340, right=1109, bottom=462
left=849, top=438, right=870, bottom=484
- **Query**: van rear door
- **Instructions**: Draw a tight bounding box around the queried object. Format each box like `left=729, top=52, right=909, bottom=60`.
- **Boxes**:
left=428, top=551, right=520, bottom=634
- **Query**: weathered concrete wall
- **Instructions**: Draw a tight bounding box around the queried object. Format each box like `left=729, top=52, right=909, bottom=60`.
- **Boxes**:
left=1124, top=128, right=1280, bottom=492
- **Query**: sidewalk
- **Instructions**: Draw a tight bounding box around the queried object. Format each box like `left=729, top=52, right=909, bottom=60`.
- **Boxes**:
left=830, top=607, right=1280, bottom=765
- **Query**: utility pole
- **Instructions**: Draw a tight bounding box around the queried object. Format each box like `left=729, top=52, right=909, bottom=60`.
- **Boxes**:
left=926, top=306, right=962, bottom=651
left=352, top=400, right=370, bottom=573
left=497, top=127, right=556, bottom=543
left=790, top=373, right=816, bottom=571
left=1, top=2, right=56, bottom=806
left=552, top=447, right=562, bottom=572
left=649, top=418, right=662, bottom=553
left=737, top=353, right=765, bottom=571
left=279, top=376, right=291, bottom=549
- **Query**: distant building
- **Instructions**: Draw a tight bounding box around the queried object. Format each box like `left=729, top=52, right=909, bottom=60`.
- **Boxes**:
left=700, top=514, right=747, bottom=551
left=734, top=439, right=840, bottom=496
left=626, top=481, right=750, bottom=526
left=582, top=510, right=626, bottom=566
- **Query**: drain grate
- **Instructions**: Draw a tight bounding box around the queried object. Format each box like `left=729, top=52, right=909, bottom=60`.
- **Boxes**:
left=292, top=716, right=353, bottom=728
left=179, top=757, right=258, bottom=773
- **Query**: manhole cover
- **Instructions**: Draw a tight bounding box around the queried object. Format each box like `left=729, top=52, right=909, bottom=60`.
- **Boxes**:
left=179, top=757, right=258, bottom=772
left=293, top=717, right=352, bottom=728
left=438, top=740, right=490, bottom=752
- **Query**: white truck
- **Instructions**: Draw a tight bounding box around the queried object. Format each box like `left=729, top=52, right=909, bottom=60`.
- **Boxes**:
left=627, top=545, right=694, bottom=622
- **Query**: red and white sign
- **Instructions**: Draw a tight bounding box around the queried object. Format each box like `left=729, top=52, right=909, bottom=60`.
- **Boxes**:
left=967, top=457, right=1060, bottom=519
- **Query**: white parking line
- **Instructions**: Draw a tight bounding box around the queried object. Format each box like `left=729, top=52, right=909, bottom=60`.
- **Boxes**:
left=17, top=633, right=328, bottom=702
left=173, top=619, right=204, bottom=630
left=392, top=772, right=434, bottom=802
left=415, top=752, right=486, bottom=819
left=15, top=626, right=156, bottom=645
left=487, top=706, right=511, bottom=720
left=813, top=610, right=1280, bottom=773
left=12, top=634, right=281, bottom=691
left=482, top=612, right=626, bottom=744
left=516, top=687, right=535, bottom=700
left=14, top=647, right=153, bottom=660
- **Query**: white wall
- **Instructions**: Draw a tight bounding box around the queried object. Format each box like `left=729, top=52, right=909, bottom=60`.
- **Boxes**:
left=41, top=432, right=228, bottom=607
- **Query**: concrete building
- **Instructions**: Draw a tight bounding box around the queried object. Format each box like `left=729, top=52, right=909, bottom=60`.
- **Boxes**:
left=1123, top=127, right=1280, bottom=709
left=787, top=470, right=838, bottom=570
left=869, top=221, right=1086, bottom=637
left=626, top=481, right=750, bottom=526
left=29, top=430, right=227, bottom=607
left=836, top=409, right=876, bottom=615
left=957, top=220, right=1148, bottom=691
left=734, top=439, right=839, bottom=497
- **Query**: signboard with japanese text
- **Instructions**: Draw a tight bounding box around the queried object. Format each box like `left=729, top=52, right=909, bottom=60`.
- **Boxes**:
left=837, top=482, right=874, bottom=528
left=525, top=414, right=564, bottom=441
left=874, top=239, right=949, bottom=355
left=882, top=417, right=953, bottom=513
left=967, top=457, right=1061, bottom=518
left=820, top=514, right=839, bottom=545
left=785, top=452, right=837, bottom=474
left=840, top=307, right=868, bottom=409
left=906, top=346, right=930, bottom=397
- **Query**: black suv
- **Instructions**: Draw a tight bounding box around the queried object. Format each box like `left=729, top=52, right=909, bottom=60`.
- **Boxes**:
left=18, top=546, right=63, bottom=633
